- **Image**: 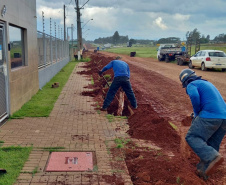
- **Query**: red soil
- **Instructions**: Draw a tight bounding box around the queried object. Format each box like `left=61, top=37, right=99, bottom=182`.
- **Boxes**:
left=80, top=51, right=225, bottom=185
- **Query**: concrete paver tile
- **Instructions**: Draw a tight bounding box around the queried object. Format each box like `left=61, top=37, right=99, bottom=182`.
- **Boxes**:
left=1, top=62, right=133, bottom=185
left=73, top=174, right=82, bottom=182
left=31, top=176, right=41, bottom=183
left=48, top=175, right=58, bottom=182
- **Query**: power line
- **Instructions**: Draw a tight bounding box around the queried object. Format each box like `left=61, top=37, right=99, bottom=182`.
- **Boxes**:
left=80, top=0, right=89, bottom=9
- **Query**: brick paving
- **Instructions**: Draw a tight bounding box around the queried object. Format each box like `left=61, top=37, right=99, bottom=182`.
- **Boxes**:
left=0, top=63, right=132, bottom=185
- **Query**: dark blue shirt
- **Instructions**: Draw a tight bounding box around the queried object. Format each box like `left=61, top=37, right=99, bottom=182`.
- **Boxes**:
left=101, top=60, right=130, bottom=78
left=186, top=80, right=226, bottom=119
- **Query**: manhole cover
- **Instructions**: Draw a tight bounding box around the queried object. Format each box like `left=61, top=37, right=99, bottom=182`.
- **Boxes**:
left=46, top=152, right=93, bottom=172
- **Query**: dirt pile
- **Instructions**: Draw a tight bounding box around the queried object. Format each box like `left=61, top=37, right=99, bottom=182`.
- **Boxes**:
left=79, top=52, right=225, bottom=185
left=125, top=144, right=204, bottom=185
left=127, top=104, right=180, bottom=151
left=181, top=116, right=192, bottom=126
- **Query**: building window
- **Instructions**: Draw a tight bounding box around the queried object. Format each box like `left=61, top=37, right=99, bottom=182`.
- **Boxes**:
left=9, top=25, right=25, bottom=69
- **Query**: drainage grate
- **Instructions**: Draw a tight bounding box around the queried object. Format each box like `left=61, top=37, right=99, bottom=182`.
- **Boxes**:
left=45, top=152, right=93, bottom=172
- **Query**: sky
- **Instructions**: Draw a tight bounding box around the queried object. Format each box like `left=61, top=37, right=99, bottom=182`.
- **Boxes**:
left=36, top=0, right=226, bottom=41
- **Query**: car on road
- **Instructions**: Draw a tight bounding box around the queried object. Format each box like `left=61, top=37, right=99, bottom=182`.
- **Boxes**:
left=189, top=50, right=226, bottom=71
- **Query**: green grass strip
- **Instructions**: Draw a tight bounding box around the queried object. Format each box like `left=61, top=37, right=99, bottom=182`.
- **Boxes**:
left=105, top=46, right=157, bottom=58
left=0, top=146, right=32, bottom=185
left=10, top=61, right=78, bottom=118
left=104, top=44, right=226, bottom=61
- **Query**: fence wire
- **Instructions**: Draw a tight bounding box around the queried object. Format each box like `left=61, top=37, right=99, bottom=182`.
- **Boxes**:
left=37, top=31, right=69, bottom=68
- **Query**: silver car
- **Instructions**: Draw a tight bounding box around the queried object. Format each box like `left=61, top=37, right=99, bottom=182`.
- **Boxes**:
left=189, top=50, right=226, bottom=71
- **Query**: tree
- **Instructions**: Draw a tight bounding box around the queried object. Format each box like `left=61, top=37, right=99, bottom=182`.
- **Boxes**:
left=129, top=39, right=136, bottom=44
left=112, top=31, right=120, bottom=45
left=213, top=33, right=226, bottom=43
left=200, top=34, right=209, bottom=44
left=206, top=35, right=210, bottom=41
left=120, top=35, right=129, bottom=43
left=157, top=37, right=180, bottom=44
left=186, top=28, right=201, bottom=44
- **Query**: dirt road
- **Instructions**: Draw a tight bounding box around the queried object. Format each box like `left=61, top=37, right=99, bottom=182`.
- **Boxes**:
left=99, top=51, right=226, bottom=97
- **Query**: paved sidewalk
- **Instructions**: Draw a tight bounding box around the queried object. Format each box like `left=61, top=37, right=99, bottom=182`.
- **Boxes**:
left=0, top=63, right=132, bottom=185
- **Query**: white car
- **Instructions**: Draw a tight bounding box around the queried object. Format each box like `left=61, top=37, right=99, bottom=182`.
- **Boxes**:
left=189, top=50, right=226, bottom=71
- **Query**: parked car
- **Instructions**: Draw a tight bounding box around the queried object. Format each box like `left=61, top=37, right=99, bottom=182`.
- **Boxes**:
left=189, top=50, right=226, bottom=71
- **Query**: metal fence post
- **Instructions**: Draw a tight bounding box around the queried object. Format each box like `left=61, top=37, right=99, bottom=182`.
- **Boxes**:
left=43, top=33, right=46, bottom=67
left=50, top=18, right=53, bottom=65
left=37, top=27, right=69, bottom=68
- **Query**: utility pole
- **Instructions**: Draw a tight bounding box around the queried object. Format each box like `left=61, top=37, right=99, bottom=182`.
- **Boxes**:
left=64, top=5, right=66, bottom=41
left=75, top=0, right=82, bottom=60
left=71, top=24, right=73, bottom=48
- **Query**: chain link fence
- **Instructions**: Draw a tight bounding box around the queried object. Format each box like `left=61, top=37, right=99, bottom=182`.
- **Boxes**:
left=37, top=31, right=69, bottom=69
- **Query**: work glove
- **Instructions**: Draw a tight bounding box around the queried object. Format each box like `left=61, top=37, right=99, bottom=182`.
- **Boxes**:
left=98, top=71, right=102, bottom=76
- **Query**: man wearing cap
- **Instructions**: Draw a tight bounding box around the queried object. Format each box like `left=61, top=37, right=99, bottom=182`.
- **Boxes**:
left=179, top=68, right=226, bottom=179
left=98, top=56, right=137, bottom=111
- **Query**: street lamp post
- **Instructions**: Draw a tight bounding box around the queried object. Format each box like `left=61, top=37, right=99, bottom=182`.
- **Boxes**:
left=82, top=19, right=93, bottom=29
left=83, top=29, right=90, bottom=35
left=80, top=19, right=93, bottom=52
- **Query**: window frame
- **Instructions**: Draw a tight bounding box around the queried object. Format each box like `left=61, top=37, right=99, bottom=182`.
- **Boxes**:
left=9, top=24, right=26, bottom=69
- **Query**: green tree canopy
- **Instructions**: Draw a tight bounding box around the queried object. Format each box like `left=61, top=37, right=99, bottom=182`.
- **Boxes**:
left=157, top=37, right=181, bottom=44
left=112, top=31, right=120, bottom=44
left=94, top=31, right=128, bottom=45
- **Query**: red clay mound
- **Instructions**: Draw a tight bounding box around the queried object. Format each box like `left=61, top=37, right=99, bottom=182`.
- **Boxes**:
left=125, top=145, right=206, bottom=185
left=127, top=104, right=181, bottom=151
left=80, top=52, right=225, bottom=185
left=181, top=116, right=192, bottom=126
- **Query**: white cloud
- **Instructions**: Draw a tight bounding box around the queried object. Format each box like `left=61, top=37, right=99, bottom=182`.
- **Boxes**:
left=82, top=7, right=117, bottom=30
left=121, top=8, right=134, bottom=15
left=173, top=14, right=190, bottom=21
left=153, top=17, right=168, bottom=30
left=37, top=6, right=62, bottom=20
left=35, top=0, right=226, bottom=40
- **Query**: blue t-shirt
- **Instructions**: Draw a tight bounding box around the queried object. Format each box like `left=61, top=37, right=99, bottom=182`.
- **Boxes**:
left=101, top=60, right=130, bottom=78
left=186, top=80, right=226, bottom=119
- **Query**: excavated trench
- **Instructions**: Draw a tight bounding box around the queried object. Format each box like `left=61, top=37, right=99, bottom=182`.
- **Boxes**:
left=79, top=51, right=225, bottom=185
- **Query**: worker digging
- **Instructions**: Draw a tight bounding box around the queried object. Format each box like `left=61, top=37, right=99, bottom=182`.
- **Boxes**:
left=79, top=51, right=226, bottom=184
left=179, top=68, right=226, bottom=180
left=98, top=56, right=137, bottom=111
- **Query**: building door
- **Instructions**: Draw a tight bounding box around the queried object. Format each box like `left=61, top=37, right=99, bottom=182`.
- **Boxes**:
left=0, top=22, right=8, bottom=122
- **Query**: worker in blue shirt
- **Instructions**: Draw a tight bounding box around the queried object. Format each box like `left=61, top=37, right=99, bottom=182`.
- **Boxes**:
left=179, top=69, right=226, bottom=179
left=99, top=56, right=137, bottom=111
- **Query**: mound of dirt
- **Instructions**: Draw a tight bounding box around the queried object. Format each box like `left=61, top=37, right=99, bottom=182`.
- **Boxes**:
left=181, top=116, right=192, bottom=126
left=79, top=52, right=225, bottom=185
left=127, top=104, right=181, bottom=151
left=124, top=144, right=206, bottom=185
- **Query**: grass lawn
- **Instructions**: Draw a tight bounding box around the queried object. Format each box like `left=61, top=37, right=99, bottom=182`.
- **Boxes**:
left=199, top=44, right=226, bottom=53
left=0, top=146, right=32, bottom=185
left=10, top=60, right=79, bottom=118
left=103, top=43, right=226, bottom=59
left=105, top=46, right=157, bottom=58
